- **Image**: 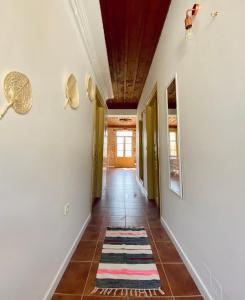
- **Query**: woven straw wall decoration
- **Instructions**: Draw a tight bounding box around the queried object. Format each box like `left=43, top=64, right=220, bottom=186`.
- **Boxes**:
left=64, top=74, right=79, bottom=109
left=85, top=74, right=95, bottom=102
left=0, top=71, right=32, bottom=119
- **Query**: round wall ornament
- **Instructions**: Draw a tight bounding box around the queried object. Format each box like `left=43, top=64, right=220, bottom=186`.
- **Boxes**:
left=0, top=71, right=32, bottom=119
left=64, top=73, right=79, bottom=109
left=85, top=74, right=95, bottom=102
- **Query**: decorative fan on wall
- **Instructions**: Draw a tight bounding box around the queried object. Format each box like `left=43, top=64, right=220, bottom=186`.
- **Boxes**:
left=85, top=74, right=95, bottom=102
left=0, top=71, right=32, bottom=119
left=64, top=73, right=79, bottom=109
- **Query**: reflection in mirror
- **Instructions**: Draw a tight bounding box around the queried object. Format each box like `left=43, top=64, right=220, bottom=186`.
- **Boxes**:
left=166, top=77, right=183, bottom=197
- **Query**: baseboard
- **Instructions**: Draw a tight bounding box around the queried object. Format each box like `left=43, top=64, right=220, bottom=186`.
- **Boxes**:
left=160, top=217, right=213, bottom=300
left=136, top=176, right=148, bottom=197
left=43, top=213, right=91, bottom=300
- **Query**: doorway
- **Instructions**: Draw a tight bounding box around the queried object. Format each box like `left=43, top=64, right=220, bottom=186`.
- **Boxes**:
left=92, top=87, right=105, bottom=201
left=107, top=116, right=136, bottom=169
left=145, top=85, right=160, bottom=207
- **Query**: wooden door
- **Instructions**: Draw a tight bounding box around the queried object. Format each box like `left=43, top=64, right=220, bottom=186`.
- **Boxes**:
left=146, top=89, right=160, bottom=206
left=92, top=89, right=105, bottom=200
left=152, top=97, right=160, bottom=205
left=146, top=106, right=154, bottom=199
left=139, top=120, right=144, bottom=181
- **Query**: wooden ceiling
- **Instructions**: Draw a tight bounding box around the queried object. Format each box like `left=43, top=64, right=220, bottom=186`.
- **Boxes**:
left=100, top=0, right=170, bottom=109
left=107, top=116, right=136, bottom=128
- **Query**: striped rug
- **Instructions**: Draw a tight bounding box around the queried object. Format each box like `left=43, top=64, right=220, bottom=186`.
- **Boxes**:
left=91, top=227, right=165, bottom=297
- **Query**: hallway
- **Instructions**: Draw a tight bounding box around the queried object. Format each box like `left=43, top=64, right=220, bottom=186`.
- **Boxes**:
left=1, top=1, right=244, bottom=299
left=52, top=169, right=203, bottom=300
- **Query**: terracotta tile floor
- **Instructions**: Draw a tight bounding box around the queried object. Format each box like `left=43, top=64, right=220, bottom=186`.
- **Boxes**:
left=52, top=169, right=203, bottom=300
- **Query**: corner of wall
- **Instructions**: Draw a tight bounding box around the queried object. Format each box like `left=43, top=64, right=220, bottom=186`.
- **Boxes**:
left=43, top=214, right=91, bottom=300
left=160, top=217, right=213, bottom=300
left=136, top=176, right=148, bottom=198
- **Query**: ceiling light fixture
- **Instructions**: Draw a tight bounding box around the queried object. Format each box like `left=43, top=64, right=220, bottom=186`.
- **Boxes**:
left=119, top=118, right=131, bottom=122
left=184, top=3, right=200, bottom=40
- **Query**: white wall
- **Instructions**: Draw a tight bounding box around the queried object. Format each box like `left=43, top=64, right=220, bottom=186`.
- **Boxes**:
left=137, top=1, right=245, bottom=299
left=0, top=1, right=103, bottom=299
left=108, top=109, right=137, bottom=116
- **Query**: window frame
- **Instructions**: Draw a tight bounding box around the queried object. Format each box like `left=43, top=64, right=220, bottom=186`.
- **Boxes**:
left=116, top=130, right=133, bottom=158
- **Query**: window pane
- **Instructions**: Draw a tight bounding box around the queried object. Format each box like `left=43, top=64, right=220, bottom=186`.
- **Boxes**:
left=170, top=150, right=177, bottom=156
left=116, top=131, right=124, bottom=136
left=117, top=150, right=123, bottom=157
left=117, top=137, right=124, bottom=144
left=124, top=131, right=133, bottom=137
left=117, top=144, right=124, bottom=151
left=116, top=130, right=133, bottom=137
left=169, top=132, right=176, bottom=141
left=125, top=137, right=132, bottom=144
left=170, top=141, right=176, bottom=149
left=125, top=144, right=132, bottom=151
left=125, top=150, right=132, bottom=157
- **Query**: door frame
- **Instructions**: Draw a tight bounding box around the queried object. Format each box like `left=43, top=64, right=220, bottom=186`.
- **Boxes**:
left=138, top=119, right=144, bottom=182
left=114, top=129, right=135, bottom=168
left=91, top=86, right=105, bottom=202
left=145, top=83, right=161, bottom=211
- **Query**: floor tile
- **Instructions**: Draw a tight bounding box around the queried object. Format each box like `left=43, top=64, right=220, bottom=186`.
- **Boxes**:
left=88, top=217, right=104, bottom=226
left=98, top=228, right=107, bottom=241
left=156, top=242, right=182, bottom=263
left=129, top=297, right=173, bottom=300
left=55, top=262, right=91, bottom=295
left=81, top=226, right=101, bottom=241
left=125, top=202, right=146, bottom=208
left=174, top=297, right=203, bottom=300
left=52, top=295, right=81, bottom=300
left=126, top=208, right=146, bottom=216
left=104, top=216, right=126, bottom=222
left=148, top=219, right=162, bottom=227
left=83, top=297, right=126, bottom=300
left=155, top=264, right=172, bottom=296
left=164, top=264, right=200, bottom=296
left=151, top=227, right=171, bottom=241
left=126, top=218, right=149, bottom=227
left=93, top=242, right=103, bottom=262
left=150, top=242, right=161, bottom=263
left=103, top=221, right=126, bottom=227
left=83, top=263, right=100, bottom=296
left=92, top=208, right=126, bottom=217
left=71, top=241, right=97, bottom=262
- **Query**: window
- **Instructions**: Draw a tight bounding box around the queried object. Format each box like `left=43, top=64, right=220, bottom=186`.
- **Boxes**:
left=116, top=130, right=133, bottom=158
left=169, top=131, right=177, bottom=157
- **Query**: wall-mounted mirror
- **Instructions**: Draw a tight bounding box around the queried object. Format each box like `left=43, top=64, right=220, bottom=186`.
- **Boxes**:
left=166, top=76, right=183, bottom=198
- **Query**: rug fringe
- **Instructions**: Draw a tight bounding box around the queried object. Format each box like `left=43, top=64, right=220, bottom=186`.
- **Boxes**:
left=90, top=287, right=165, bottom=296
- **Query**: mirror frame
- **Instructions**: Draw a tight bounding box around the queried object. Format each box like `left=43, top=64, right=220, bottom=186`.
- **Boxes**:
left=166, top=74, right=183, bottom=198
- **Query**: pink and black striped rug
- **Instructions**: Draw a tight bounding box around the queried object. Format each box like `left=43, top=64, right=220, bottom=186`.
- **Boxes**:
left=91, top=227, right=165, bottom=297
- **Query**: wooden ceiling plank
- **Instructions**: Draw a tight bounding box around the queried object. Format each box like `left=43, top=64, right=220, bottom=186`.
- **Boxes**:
left=132, top=1, right=166, bottom=100
left=123, top=0, right=129, bottom=103
left=100, top=0, right=119, bottom=100
left=130, top=0, right=148, bottom=104
left=100, top=0, right=171, bottom=109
